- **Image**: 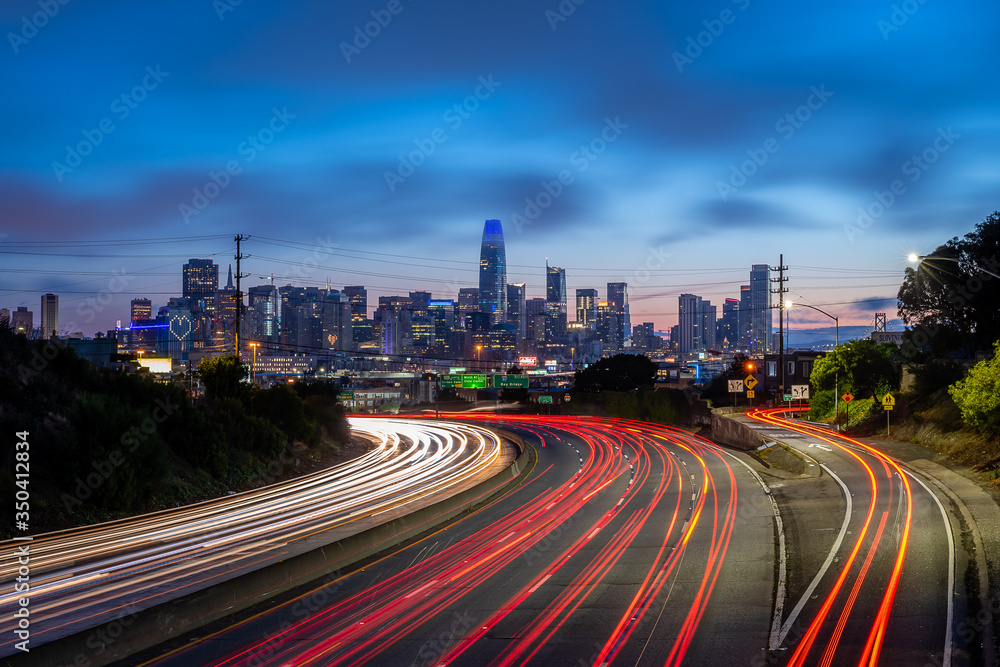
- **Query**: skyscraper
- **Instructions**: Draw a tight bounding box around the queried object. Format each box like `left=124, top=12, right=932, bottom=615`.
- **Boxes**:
left=607, top=282, right=630, bottom=348
left=677, top=293, right=701, bottom=354
left=738, top=285, right=752, bottom=349
left=457, top=288, right=480, bottom=328
left=720, top=298, right=739, bottom=349
left=576, top=289, right=598, bottom=329
left=545, top=262, right=567, bottom=339
left=40, top=293, right=58, bottom=337
left=130, top=298, right=152, bottom=325
left=478, top=219, right=507, bottom=325
left=701, top=300, right=717, bottom=351
left=182, top=258, right=219, bottom=301
left=343, top=286, right=368, bottom=319
left=749, top=264, right=772, bottom=353
left=506, top=282, right=526, bottom=340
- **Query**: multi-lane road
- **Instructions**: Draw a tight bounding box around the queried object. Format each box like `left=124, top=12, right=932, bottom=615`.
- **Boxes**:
left=3, top=412, right=980, bottom=665
left=0, top=418, right=511, bottom=660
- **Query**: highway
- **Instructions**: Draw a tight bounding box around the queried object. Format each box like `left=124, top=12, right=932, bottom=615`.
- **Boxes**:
left=0, top=418, right=510, bottom=659
left=133, top=416, right=779, bottom=666
left=744, top=407, right=957, bottom=666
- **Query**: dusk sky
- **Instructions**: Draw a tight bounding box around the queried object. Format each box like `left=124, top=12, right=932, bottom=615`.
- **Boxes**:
left=2, top=0, right=998, bottom=337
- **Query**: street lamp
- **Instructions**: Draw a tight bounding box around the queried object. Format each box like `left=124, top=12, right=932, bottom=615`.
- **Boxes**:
left=785, top=301, right=840, bottom=430
left=908, top=253, right=1000, bottom=280
left=249, top=342, right=259, bottom=385
left=475, top=345, right=482, bottom=372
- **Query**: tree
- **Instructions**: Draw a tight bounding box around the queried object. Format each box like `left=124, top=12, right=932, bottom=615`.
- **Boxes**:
left=810, top=339, right=900, bottom=398
left=198, top=355, right=249, bottom=402
left=898, top=211, right=1000, bottom=358
left=573, top=354, right=658, bottom=393
left=949, top=342, right=1000, bottom=438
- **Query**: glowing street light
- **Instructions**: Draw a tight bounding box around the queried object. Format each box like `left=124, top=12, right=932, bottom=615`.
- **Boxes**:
left=908, top=253, right=1000, bottom=280
left=249, top=342, right=259, bottom=385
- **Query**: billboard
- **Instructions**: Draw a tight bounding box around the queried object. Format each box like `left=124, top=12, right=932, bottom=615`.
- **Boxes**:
left=518, top=356, right=538, bottom=367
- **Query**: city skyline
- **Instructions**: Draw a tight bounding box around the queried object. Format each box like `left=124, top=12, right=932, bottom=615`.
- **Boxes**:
left=3, top=2, right=997, bottom=338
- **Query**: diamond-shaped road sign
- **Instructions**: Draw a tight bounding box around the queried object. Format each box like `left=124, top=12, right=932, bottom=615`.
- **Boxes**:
left=744, top=375, right=758, bottom=390
left=842, top=392, right=854, bottom=403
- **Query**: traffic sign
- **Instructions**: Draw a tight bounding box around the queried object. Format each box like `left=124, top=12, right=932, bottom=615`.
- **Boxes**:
left=538, top=395, right=553, bottom=404
left=495, top=374, right=529, bottom=389
left=440, top=374, right=461, bottom=388
left=791, top=384, right=810, bottom=400
left=564, top=394, right=571, bottom=402
left=882, top=393, right=895, bottom=410
left=746, top=390, right=755, bottom=398
left=338, top=390, right=354, bottom=399
left=728, top=380, right=744, bottom=393
left=461, top=374, right=488, bottom=389
left=842, top=392, right=854, bottom=403
left=744, top=375, right=758, bottom=390
left=783, top=394, right=793, bottom=402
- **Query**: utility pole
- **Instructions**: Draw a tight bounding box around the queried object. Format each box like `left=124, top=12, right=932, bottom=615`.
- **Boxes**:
left=770, top=254, right=788, bottom=403
left=234, top=234, right=250, bottom=359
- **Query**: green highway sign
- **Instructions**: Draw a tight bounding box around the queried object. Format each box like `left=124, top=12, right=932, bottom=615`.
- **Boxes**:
left=495, top=374, right=529, bottom=389
left=338, top=390, right=354, bottom=399
left=440, top=374, right=461, bottom=388
left=461, top=374, right=489, bottom=389
left=449, top=367, right=466, bottom=374
left=783, top=394, right=793, bottom=402
left=538, top=395, right=553, bottom=404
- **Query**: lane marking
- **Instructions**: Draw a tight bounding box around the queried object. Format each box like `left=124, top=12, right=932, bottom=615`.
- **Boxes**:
left=777, top=461, right=853, bottom=647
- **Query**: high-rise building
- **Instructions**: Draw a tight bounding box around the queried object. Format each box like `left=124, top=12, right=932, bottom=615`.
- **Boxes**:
left=738, top=285, right=752, bottom=349
left=576, top=289, right=598, bottom=329
left=506, top=283, right=526, bottom=340
left=0, top=309, right=8, bottom=327
left=11, top=307, right=32, bottom=335
left=182, top=259, right=219, bottom=301
left=632, top=322, right=656, bottom=351
left=720, top=298, right=739, bottom=350
left=343, top=286, right=368, bottom=320
left=248, top=284, right=280, bottom=342
left=701, top=300, right=717, bottom=351
left=677, top=293, right=701, bottom=354
left=457, top=288, right=480, bottom=327
left=40, top=293, right=58, bottom=337
left=607, top=282, right=631, bottom=348
left=409, top=291, right=432, bottom=318
left=545, top=263, right=567, bottom=339
left=321, top=291, right=353, bottom=352
left=749, top=264, right=772, bottom=353
left=478, top=219, right=507, bottom=326
left=596, top=301, right=622, bottom=353
left=130, top=298, right=152, bottom=325
left=427, top=299, right=455, bottom=350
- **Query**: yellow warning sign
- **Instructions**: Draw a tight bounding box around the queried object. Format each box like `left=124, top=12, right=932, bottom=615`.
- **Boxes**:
left=745, top=375, right=758, bottom=390
left=882, top=393, right=895, bottom=410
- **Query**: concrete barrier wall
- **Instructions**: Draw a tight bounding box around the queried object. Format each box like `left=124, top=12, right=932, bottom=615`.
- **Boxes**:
left=710, top=411, right=765, bottom=451
left=9, top=432, right=535, bottom=667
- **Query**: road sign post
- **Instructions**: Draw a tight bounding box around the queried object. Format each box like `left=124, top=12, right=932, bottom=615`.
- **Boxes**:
left=882, top=393, right=895, bottom=436
left=745, top=375, right=758, bottom=408
left=842, top=392, right=853, bottom=428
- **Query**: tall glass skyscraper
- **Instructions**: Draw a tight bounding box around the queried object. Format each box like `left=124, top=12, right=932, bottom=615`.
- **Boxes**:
left=478, top=219, right=507, bottom=325
left=749, top=264, right=772, bottom=353
left=545, top=263, right=567, bottom=339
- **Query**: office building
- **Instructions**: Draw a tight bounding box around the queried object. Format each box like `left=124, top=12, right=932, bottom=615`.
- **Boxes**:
left=576, top=289, right=598, bottom=329
left=321, top=291, right=353, bottom=352
left=506, top=282, right=526, bottom=340
left=545, top=263, right=567, bottom=339
left=457, top=288, right=480, bottom=327
left=11, top=307, right=32, bottom=335
left=182, top=258, right=219, bottom=301
left=478, top=219, right=507, bottom=325
left=677, top=294, right=701, bottom=354
left=40, top=293, right=58, bottom=337
left=720, top=298, right=739, bottom=350
left=130, top=299, right=152, bottom=324
left=701, top=300, right=717, bottom=351
left=607, top=282, right=630, bottom=348
left=750, top=264, right=772, bottom=353
left=738, top=284, right=752, bottom=349
left=248, top=284, right=280, bottom=342
left=343, top=286, right=368, bottom=319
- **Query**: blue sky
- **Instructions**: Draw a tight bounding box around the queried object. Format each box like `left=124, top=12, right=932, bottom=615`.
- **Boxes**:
left=1, top=0, right=998, bottom=334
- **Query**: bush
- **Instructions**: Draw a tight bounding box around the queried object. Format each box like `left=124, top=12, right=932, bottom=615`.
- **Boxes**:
left=949, top=342, right=1000, bottom=438
left=808, top=389, right=834, bottom=421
